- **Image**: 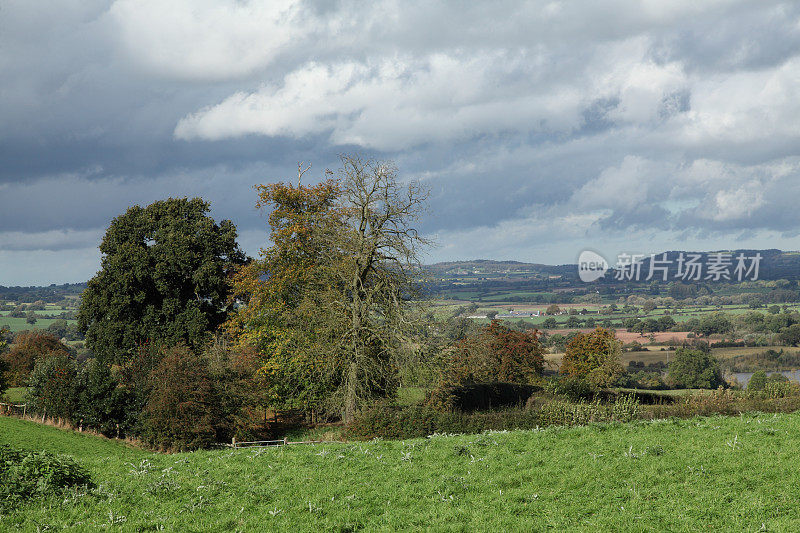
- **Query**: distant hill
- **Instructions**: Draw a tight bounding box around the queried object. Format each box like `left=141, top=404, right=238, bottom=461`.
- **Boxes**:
left=426, top=259, right=575, bottom=278
left=427, top=249, right=800, bottom=282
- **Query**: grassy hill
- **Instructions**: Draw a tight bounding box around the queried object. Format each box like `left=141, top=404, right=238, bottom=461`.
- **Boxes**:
left=2, top=414, right=799, bottom=530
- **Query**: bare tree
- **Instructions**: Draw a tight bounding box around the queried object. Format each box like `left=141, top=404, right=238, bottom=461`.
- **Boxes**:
left=323, top=155, right=430, bottom=422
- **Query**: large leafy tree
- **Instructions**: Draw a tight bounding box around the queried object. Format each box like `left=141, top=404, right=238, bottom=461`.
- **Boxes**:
left=668, top=348, right=724, bottom=389
left=226, top=177, right=342, bottom=414
left=444, top=320, right=545, bottom=386
left=228, top=156, right=430, bottom=421
left=78, top=198, right=245, bottom=364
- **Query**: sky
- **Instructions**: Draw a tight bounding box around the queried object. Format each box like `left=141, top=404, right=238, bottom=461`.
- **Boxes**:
left=2, top=0, right=800, bottom=285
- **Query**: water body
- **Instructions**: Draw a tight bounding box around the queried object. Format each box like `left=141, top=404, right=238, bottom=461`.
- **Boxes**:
left=732, top=370, right=800, bottom=388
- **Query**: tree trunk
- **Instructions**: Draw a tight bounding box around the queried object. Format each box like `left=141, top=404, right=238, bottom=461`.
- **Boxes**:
left=344, top=361, right=358, bottom=423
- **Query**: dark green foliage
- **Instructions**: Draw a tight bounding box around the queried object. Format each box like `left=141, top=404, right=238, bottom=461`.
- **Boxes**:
left=78, top=198, right=246, bottom=365
left=72, top=359, right=131, bottom=437
left=427, top=382, right=541, bottom=412
left=0, top=445, right=93, bottom=509
left=691, top=312, right=733, bottom=336
left=668, top=348, right=724, bottom=389
left=779, top=324, right=800, bottom=346
left=345, top=404, right=543, bottom=440
left=27, top=353, right=78, bottom=420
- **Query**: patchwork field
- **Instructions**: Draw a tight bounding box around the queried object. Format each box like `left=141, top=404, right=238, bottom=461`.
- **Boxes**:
left=2, top=413, right=800, bottom=530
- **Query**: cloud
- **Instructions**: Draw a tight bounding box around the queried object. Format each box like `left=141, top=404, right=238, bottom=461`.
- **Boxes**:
left=3, top=0, right=800, bottom=284
left=106, top=0, right=305, bottom=80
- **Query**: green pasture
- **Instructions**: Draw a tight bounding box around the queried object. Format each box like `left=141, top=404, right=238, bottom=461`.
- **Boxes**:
left=3, top=412, right=800, bottom=530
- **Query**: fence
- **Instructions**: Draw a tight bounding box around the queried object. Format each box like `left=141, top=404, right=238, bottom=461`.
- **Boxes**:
left=228, top=437, right=325, bottom=448
left=0, top=402, right=26, bottom=417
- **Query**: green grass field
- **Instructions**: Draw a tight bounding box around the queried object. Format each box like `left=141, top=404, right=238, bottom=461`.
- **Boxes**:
left=2, top=413, right=800, bottom=530
left=2, top=387, right=27, bottom=403
left=0, top=316, right=78, bottom=333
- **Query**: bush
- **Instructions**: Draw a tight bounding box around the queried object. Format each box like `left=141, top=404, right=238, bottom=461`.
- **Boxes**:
left=545, top=376, right=598, bottom=401
left=1, top=332, right=71, bottom=387
left=0, top=445, right=93, bottom=508
left=345, top=404, right=543, bottom=440
left=426, top=382, right=541, bottom=412
left=748, top=370, right=768, bottom=391
left=534, top=394, right=639, bottom=426
left=72, top=359, right=132, bottom=437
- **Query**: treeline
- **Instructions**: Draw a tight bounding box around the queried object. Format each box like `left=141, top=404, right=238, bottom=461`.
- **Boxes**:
left=0, top=284, right=85, bottom=304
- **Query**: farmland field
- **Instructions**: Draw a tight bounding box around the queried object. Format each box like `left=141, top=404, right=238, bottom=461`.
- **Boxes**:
left=3, top=413, right=800, bottom=530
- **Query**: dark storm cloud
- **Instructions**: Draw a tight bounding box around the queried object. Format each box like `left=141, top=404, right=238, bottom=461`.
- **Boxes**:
left=1, top=0, right=800, bottom=284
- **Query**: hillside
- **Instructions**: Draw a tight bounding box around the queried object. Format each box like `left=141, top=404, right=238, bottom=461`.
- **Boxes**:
left=427, top=249, right=800, bottom=282
left=2, top=414, right=799, bottom=530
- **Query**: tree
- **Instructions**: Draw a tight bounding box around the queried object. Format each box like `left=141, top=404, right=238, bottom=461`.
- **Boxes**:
left=142, top=345, right=224, bottom=451
left=1, top=331, right=70, bottom=387
left=545, top=304, right=561, bottom=315
left=225, top=177, right=343, bottom=414
left=560, top=327, right=624, bottom=387
left=668, top=348, right=723, bottom=389
left=641, top=301, right=656, bottom=314
left=78, top=198, right=246, bottom=364
left=486, top=310, right=499, bottom=320
left=692, top=312, right=733, bottom=337
left=227, top=156, right=430, bottom=422
left=780, top=324, right=800, bottom=346
left=325, top=156, right=431, bottom=421
left=444, top=320, right=545, bottom=385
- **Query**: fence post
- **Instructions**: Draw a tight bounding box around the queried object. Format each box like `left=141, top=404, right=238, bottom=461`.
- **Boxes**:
left=232, top=437, right=236, bottom=448
left=22, top=404, right=26, bottom=418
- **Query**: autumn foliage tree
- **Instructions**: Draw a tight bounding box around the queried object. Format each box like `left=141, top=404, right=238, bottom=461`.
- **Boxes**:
left=560, top=327, right=624, bottom=387
left=227, top=156, right=429, bottom=422
left=445, top=320, right=545, bottom=385
left=1, top=331, right=70, bottom=387
left=225, top=176, right=342, bottom=414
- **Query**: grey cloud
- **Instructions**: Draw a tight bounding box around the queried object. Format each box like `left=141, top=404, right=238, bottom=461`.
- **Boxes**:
left=2, top=0, right=800, bottom=284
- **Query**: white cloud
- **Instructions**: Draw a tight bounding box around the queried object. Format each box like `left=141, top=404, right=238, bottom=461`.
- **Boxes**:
left=106, top=0, right=304, bottom=80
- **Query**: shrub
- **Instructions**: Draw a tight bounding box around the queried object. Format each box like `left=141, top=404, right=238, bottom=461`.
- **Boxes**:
left=0, top=445, right=94, bottom=509
left=544, top=375, right=598, bottom=401
left=345, top=404, right=543, bottom=440
left=747, top=370, right=768, bottom=391
left=2, top=332, right=71, bottom=387
left=142, top=344, right=227, bottom=451
left=534, top=394, right=639, bottom=426
left=72, top=359, right=132, bottom=437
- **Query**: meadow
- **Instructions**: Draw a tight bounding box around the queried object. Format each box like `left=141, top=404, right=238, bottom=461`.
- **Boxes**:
left=2, top=412, right=800, bottom=530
